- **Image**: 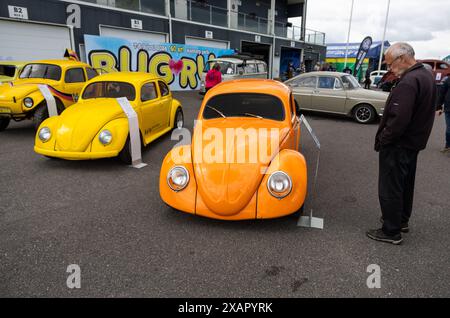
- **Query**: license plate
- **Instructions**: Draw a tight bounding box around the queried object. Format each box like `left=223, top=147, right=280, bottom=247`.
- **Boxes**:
left=0, top=107, right=11, bottom=114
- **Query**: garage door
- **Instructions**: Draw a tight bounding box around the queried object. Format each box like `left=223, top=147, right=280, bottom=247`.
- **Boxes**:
left=185, top=37, right=229, bottom=49
left=0, top=19, right=72, bottom=61
left=100, top=26, right=167, bottom=43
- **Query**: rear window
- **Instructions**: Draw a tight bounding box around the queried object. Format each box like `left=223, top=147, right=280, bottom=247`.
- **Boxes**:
left=82, top=81, right=136, bottom=101
left=203, top=93, right=285, bottom=121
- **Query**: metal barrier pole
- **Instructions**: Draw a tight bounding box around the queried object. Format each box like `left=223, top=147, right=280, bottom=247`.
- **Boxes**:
left=297, top=114, right=324, bottom=229
left=116, top=97, right=147, bottom=169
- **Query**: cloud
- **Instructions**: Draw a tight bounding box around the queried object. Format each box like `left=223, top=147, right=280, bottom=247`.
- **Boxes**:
left=295, top=0, right=450, bottom=58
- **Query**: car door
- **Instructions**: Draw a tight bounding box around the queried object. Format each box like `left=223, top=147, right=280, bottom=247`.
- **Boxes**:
left=63, top=67, right=86, bottom=98
left=139, top=81, right=161, bottom=140
left=311, top=76, right=346, bottom=113
left=157, top=80, right=172, bottom=130
left=289, top=75, right=316, bottom=110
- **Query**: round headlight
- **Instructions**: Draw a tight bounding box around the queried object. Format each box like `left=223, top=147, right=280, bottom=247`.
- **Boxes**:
left=23, top=97, right=34, bottom=108
left=267, top=171, right=292, bottom=199
left=38, top=127, right=51, bottom=142
left=99, top=130, right=112, bottom=145
left=167, top=166, right=189, bottom=191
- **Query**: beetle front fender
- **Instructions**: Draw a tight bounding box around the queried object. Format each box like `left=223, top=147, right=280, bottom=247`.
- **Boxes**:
left=257, top=149, right=307, bottom=219
left=159, top=145, right=197, bottom=214
left=169, top=98, right=182, bottom=128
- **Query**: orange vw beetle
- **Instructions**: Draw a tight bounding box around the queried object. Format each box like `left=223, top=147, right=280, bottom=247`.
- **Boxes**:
left=159, top=79, right=307, bottom=220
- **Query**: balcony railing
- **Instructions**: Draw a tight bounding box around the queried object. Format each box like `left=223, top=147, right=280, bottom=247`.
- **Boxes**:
left=80, top=0, right=326, bottom=45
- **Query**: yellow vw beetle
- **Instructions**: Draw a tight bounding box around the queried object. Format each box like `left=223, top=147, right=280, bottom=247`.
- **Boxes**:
left=0, top=58, right=97, bottom=131
left=34, top=72, right=183, bottom=164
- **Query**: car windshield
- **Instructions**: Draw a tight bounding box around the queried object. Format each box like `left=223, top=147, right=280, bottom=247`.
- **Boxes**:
left=204, top=61, right=235, bottom=75
left=19, top=64, right=61, bottom=81
left=0, top=65, right=17, bottom=78
left=341, top=75, right=360, bottom=89
left=82, top=81, right=136, bottom=101
left=203, top=93, right=285, bottom=121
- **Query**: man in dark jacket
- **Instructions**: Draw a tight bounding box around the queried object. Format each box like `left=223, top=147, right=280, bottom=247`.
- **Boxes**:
left=436, top=76, right=450, bottom=152
left=367, top=42, right=437, bottom=245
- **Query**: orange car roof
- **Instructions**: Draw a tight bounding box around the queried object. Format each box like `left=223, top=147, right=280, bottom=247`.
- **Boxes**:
left=208, top=79, right=291, bottom=101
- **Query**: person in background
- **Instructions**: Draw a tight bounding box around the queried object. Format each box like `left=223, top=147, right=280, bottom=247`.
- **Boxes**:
left=343, top=65, right=352, bottom=74
left=436, top=75, right=450, bottom=153
left=313, top=62, right=321, bottom=71
left=205, top=63, right=222, bottom=93
left=368, top=42, right=436, bottom=245
left=286, top=61, right=295, bottom=79
left=300, top=62, right=306, bottom=74
left=364, top=68, right=372, bottom=89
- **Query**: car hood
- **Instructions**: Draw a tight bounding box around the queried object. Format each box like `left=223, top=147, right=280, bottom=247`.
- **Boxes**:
left=348, top=88, right=389, bottom=101
left=192, top=118, right=288, bottom=216
left=0, top=78, right=62, bottom=98
left=53, top=98, right=128, bottom=152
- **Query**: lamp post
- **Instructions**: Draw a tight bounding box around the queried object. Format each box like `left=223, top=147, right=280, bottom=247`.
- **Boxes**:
left=378, top=0, right=391, bottom=72
left=343, top=0, right=354, bottom=68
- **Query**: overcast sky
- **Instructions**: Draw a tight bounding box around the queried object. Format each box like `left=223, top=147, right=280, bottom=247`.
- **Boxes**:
left=295, top=0, right=450, bottom=59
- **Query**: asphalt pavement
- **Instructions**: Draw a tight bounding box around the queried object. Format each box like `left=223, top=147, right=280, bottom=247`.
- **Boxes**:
left=0, top=91, right=449, bottom=297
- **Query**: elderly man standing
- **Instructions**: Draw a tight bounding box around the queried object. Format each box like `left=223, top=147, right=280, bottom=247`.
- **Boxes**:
left=367, top=42, right=436, bottom=245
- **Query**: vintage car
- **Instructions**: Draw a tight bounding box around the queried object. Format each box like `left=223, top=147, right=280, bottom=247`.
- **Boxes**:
left=0, top=58, right=98, bottom=131
left=0, top=61, right=26, bottom=84
left=160, top=79, right=307, bottom=220
left=34, top=72, right=183, bottom=164
left=285, top=71, right=389, bottom=124
left=199, top=54, right=268, bottom=94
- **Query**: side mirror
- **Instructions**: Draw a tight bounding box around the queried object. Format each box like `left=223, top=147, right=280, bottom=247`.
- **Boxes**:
left=73, top=93, right=79, bottom=102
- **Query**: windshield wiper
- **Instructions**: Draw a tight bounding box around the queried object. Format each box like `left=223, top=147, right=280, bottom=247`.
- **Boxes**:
left=242, top=112, right=263, bottom=119
left=206, top=105, right=226, bottom=118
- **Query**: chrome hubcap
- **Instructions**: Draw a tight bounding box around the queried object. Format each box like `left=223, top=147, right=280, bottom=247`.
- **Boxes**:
left=356, top=107, right=371, bottom=122
left=176, top=112, right=183, bottom=129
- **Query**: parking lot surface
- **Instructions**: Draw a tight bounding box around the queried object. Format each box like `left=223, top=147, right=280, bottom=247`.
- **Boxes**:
left=1, top=91, right=449, bottom=297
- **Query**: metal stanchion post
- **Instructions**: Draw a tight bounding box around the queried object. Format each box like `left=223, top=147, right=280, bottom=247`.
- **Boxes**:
left=297, top=114, right=324, bottom=229
left=116, top=97, right=147, bottom=169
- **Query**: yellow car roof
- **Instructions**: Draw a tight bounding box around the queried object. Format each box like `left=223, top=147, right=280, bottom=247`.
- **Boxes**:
left=0, top=61, right=27, bottom=67
left=90, top=72, right=162, bottom=85
left=24, top=59, right=90, bottom=68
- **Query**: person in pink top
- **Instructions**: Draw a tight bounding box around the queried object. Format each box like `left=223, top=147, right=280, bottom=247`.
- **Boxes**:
left=205, top=63, right=222, bottom=93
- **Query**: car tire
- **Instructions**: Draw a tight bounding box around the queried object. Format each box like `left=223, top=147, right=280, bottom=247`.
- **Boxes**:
left=33, top=100, right=64, bottom=130
left=173, top=108, right=184, bottom=130
left=353, top=104, right=376, bottom=124
left=0, top=117, right=10, bottom=131
left=118, top=136, right=132, bottom=165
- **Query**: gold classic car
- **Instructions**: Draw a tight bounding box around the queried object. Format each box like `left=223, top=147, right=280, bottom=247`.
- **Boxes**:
left=34, top=72, right=183, bottom=164
left=0, top=59, right=98, bottom=131
left=285, top=71, right=389, bottom=124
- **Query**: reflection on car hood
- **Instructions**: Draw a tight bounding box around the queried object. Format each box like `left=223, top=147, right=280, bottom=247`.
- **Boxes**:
left=192, top=118, right=288, bottom=216
left=53, top=98, right=128, bottom=152
left=348, top=88, right=389, bottom=101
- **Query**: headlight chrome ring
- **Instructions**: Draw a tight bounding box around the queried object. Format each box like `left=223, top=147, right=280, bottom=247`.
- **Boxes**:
left=99, top=130, right=113, bottom=145
left=23, top=97, right=34, bottom=108
left=38, top=127, right=51, bottom=143
left=167, top=166, right=189, bottom=192
left=267, top=171, right=292, bottom=199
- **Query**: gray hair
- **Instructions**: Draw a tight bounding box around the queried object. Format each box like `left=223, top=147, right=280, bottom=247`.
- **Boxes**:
left=386, top=42, right=415, bottom=59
